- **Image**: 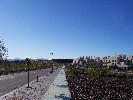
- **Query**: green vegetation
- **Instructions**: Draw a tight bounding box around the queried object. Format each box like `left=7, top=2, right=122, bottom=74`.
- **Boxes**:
left=66, top=65, right=101, bottom=79
left=0, top=59, right=61, bottom=75
left=0, top=37, right=62, bottom=75
left=87, top=67, right=100, bottom=79
left=65, top=64, right=133, bottom=79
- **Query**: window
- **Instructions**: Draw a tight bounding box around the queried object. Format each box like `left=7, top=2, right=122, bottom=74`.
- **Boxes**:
left=112, top=60, right=114, bottom=62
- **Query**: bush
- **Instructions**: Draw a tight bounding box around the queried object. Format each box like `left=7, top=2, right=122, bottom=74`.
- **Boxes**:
left=86, top=67, right=100, bottom=79
left=71, top=67, right=79, bottom=74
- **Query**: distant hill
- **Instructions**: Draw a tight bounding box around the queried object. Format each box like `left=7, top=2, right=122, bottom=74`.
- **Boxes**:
left=7, top=58, right=48, bottom=61
left=7, top=58, right=23, bottom=61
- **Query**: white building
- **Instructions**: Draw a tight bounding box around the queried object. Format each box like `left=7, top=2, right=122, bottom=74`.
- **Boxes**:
left=73, top=56, right=102, bottom=67
left=73, top=54, right=133, bottom=68
left=102, top=54, right=133, bottom=68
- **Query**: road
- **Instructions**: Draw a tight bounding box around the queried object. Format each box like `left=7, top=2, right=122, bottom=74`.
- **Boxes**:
left=0, top=68, right=54, bottom=96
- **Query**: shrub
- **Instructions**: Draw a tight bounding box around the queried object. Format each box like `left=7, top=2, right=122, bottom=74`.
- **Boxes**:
left=86, top=67, right=100, bottom=79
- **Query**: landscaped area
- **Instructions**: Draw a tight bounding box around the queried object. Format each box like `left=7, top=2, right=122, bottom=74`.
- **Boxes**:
left=0, top=59, right=60, bottom=75
left=65, top=65, right=133, bottom=100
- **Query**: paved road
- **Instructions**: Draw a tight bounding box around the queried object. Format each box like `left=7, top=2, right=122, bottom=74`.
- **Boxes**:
left=0, top=68, right=54, bottom=96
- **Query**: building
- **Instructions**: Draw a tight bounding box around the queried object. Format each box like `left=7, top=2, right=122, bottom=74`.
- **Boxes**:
left=73, top=56, right=102, bottom=67
left=52, top=59, right=73, bottom=63
left=73, top=54, right=133, bottom=68
left=102, top=54, right=133, bottom=68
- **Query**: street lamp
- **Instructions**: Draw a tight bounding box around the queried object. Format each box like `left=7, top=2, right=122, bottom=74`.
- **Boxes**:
left=25, top=58, right=31, bottom=88
left=33, top=57, right=39, bottom=82
left=36, top=57, right=39, bottom=82
left=50, top=53, right=53, bottom=60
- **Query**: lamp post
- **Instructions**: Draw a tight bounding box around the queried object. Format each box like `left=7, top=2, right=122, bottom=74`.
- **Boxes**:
left=50, top=53, right=53, bottom=60
left=50, top=53, right=54, bottom=73
left=25, top=58, right=31, bottom=88
left=37, top=73, right=39, bottom=82
left=36, top=57, right=39, bottom=82
left=33, top=57, right=39, bottom=82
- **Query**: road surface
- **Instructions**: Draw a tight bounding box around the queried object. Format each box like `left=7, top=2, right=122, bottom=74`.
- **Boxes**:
left=0, top=68, right=54, bottom=96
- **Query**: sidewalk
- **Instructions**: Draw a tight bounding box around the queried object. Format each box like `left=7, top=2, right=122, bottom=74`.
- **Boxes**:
left=41, top=66, right=72, bottom=100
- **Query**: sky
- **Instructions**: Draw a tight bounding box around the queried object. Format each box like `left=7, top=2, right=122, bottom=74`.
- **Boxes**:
left=0, top=0, right=133, bottom=59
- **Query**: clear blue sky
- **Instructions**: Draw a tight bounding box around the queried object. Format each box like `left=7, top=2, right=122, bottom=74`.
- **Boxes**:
left=0, top=0, right=133, bottom=59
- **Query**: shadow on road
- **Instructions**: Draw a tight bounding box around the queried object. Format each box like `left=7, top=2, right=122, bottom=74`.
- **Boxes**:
left=55, top=95, right=72, bottom=100
left=56, top=85, right=68, bottom=88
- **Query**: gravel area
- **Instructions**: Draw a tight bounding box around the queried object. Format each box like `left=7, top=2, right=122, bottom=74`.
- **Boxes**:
left=66, top=71, right=133, bottom=100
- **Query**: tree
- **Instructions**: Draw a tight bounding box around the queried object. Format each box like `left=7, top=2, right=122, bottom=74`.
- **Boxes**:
left=0, top=37, right=8, bottom=75
left=0, top=37, right=8, bottom=61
